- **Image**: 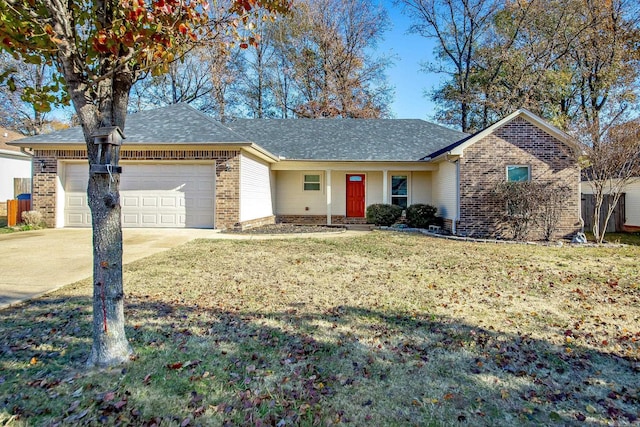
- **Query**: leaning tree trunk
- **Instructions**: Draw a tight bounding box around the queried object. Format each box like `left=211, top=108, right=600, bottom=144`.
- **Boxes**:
left=86, top=165, right=132, bottom=367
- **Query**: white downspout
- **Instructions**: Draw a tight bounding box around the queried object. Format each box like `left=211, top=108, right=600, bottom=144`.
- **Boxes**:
left=454, top=160, right=460, bottom=235
left=326, top=169, right=332, bottom=225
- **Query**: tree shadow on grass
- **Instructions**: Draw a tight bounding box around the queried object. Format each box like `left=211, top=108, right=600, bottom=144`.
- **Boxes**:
left=1, top=295, right=638, bottom=426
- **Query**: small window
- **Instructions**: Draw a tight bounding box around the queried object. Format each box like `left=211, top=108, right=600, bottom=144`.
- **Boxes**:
left=304, top=174, right=321, bottom=191
left=349, top=175, right=363, bottom=182
left=391, top=175, right=408, bottom=208
left=506, top=165, right=530, bottom=182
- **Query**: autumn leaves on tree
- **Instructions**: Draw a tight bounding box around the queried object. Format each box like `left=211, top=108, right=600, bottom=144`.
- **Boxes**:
left=0, top=0, right=289, bottom=367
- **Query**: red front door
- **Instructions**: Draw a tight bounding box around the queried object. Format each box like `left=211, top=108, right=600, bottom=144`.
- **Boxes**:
left=346, top=174, right=365, bottom=217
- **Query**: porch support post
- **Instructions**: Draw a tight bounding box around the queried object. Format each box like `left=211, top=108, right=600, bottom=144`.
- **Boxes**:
left=382, top=169, right=389, bottom=204
left=326, top=169, right=332, bottom=225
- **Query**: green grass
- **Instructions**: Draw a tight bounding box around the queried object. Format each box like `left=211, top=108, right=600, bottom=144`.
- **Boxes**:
left=0, top=216, right=15, bottom=234
left=585, top=231, right=640, bottom=246
left=1, top=232, right=639, bottom=426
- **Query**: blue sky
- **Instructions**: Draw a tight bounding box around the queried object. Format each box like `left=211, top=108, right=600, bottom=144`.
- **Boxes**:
left=376, top=1, right=442, bottom=120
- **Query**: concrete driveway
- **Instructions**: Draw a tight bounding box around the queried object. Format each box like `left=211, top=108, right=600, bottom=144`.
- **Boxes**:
left=0, top=227, right=367, bottom=310
left=0, top=228, right=220, bottom=309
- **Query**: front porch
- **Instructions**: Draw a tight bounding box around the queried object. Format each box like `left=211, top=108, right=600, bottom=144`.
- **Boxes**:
left=272, top=161, right=439, bottom=226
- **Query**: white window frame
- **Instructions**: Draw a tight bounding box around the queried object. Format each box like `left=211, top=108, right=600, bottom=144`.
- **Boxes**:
left=390, top=174, right=409, bottom=208
left=303, top=173, right=322, bottom=191
left=506, top=165, right=531, bottom=182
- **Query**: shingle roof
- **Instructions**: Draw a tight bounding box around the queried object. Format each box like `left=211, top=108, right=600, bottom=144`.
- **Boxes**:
left=226, top=118, right=466, bottom=161
left=12, top=104, right=248, bottom=145
left=1, top=127, right=24, bottom=152
left=10, top=104, right=468, bottom=161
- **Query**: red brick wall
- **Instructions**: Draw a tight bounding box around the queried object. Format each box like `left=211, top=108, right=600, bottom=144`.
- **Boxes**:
left=31, top=149, right=240, bottom=229
left=457, top=118, right=580, bottom=240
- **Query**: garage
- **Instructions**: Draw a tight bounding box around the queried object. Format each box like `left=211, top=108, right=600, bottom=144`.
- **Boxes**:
left=63, top=163, right=215, bottom=228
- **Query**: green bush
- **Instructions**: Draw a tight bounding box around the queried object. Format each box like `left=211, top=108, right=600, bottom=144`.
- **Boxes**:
left=366, top=204, right=402, bottom=226
left=406, top=204, right=438, bottom=228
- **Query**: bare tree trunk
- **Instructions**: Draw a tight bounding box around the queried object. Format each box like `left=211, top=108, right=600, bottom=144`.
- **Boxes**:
left=86, top=172, right=132, bottom=366
left=592, top=189, right=604, bottom=242
left=73, top=73, right=133, bottom=367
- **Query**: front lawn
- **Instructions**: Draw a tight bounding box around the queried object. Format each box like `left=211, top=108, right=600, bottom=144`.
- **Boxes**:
left=585, top=231, right=640, bottom=246
left=1, top=232, right=638, bottom=426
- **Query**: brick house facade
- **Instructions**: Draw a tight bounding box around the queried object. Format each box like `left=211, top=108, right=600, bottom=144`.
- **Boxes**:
left=10, top=105, right=581, bottom=239
left=32, top=149, right=242, bottom=229
left=456, top=118, right=580, bottom=239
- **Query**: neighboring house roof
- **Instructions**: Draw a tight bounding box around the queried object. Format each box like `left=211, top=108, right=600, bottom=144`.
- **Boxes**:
left=10, top=104, right=250, bottom=146
left=226, top=118, right=467, bottom=161
left=0, top=127, right=25, bottom=152
left=422, top=109, right=577, bottom=160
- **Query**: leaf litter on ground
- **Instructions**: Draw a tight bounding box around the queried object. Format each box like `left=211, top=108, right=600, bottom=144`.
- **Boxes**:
left=0, top=231, right=638, bottom=425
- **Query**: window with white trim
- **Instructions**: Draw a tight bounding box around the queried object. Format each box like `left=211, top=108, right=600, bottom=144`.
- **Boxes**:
left=391, top=175, right=408, bottom=208
left=506, top=165, right=530, bottom=182
left=303, top=174, right=321, bottom=191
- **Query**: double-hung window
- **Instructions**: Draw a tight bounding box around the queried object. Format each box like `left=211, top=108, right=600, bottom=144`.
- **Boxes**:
left=303, top=174, right=321, bottom=191
left=391, top=175, right=408, bottom=208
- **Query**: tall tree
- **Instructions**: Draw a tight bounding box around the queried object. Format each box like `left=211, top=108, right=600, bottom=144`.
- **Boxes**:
left=128, top=44, right=244, bottom=120
left=0, top=54, right=67, bottom=135
left=270, top=0, right=391, bottom=118
left=129, top=51, right=216, bottom=112
left=399, top=0, right=498, bottom=131
left=0, top=0, right=287, bottom=367
left=583, top=119, right=640, bottom=243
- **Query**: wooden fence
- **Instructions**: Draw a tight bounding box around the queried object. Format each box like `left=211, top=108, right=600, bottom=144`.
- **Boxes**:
left=581, top=193, right=626, bottom=233
left=6, top=199, right=32, bottom=227
left=14, top=178, right=31, bottom=198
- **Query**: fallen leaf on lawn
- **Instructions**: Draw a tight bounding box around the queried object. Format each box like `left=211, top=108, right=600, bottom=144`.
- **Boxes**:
left=444, top=393, right=455, bottom=400
left=103, top=391, right=115, bottom=402
left=501, top=390, right=510, bottom=399
left=167, top=362, right=183, bottom=370
left=586, top=404, right=597, bottom=414
left=30, top=357, right=37, bottom=365
left=143, top=374, right=152, bottom=385
left=114, top=400, right=127, bottom=410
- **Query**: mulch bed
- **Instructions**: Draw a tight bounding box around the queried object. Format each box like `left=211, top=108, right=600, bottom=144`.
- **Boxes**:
left=224, top=223, right=345, bottom=234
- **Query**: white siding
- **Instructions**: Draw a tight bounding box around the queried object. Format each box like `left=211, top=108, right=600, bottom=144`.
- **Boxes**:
left=582, top=179, right=640, bottom=227
left=275, top=170, right=386, bottom=216
left=0, top=154, right=31, bottom=200
left=431, top=160, right=457, bottom=220
left=276, top=170, right=327, bottom=215
left=240, top=153, right=274, bottom=222
left=366, top=172, right=383, bottom=207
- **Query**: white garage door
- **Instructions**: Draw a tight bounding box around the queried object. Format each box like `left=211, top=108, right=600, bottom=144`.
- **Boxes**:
left=64, top=163, right=215, bottom=228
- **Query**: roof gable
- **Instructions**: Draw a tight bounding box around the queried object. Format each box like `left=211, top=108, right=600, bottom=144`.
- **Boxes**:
left=423, top=109, right=576, bottom=160
left=226, top=119, right=466, bottom=161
